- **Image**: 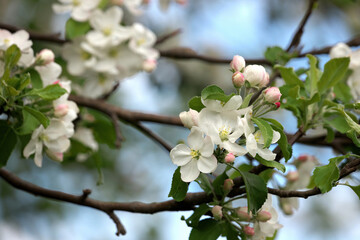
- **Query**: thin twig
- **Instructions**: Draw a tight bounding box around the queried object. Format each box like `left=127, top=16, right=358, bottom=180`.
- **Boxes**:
left=155, top=29, right=182, bottom=45
left=110, top=113, right=123, bottom=148
left=286, top=0, right=318, bottom=52
left=107, top=211, right=126, bottom=236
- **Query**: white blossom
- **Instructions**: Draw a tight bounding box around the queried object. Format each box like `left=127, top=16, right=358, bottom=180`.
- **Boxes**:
left=179, top=109, right=199, bottom=129
left=201, top=95, right=243, bottom=113
left=128, top=23, right=159, bottom=60
left=35, top=62, right=62, bottom=86
left=170, top=127, right=217, bottom=182
left=73, top=127, right=98, bottom=151
left=53, top=0, right=101, bottom=22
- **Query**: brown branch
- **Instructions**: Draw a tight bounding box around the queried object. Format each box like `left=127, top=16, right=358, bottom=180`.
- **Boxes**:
left=110, top=113, right=123, bottom=148
left=155, top=29, right=182, bottom=45
left=286, top=0, right=318, bottom=52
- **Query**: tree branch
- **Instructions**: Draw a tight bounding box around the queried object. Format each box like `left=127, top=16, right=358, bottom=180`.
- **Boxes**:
left=155, top=29, right=182, bottom=45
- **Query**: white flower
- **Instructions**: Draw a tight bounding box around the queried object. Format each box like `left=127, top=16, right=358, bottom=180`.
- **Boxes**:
left=53, top=0, right=101, bottom=22
left=201, top=95, right=243, bottom=113
left=348, top=68, right=360, bottom=101
left=23, top=119, right=71, bottom=167
left=74, top=72, right=116, bottom=98
left=73, top=127, right=98, bottom=151
left=252, top=195, right=282, bottom=240
left=198, top=109, right=247, bottom=156
left=87, top=6, right=131, bottom=48
left=128, top=23, right=159, bottom=59
left=170, top=127, right=217, bottom=182
left=179, top=109, right=199, bottom=129
left=329, top=42, right=351, bottom=59
left=245, top=129, right=280, bottom=161
left=35, top=62, right=62, bottom=86
left=122, top=0, right=143, bottom=15
left=243, top=65, right=269, bottom=88
left=36, top=49, right=55, bottom=65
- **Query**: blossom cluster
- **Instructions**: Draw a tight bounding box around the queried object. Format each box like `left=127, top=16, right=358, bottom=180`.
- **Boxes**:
left=330, top=42, right=360, bottom=101
left=53, top=1, right=159, bottom=98
left=170, top=56, right=282, bottom=182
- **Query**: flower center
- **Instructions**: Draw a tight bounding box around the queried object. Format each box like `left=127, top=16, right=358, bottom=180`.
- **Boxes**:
left=102, top=27, right=112, bottom=36
left=254, top=131, right=262, bottom=143
left=40, top=133, right=49, bottom=142
left=136, top=38, right=146, bottom=46
left=219, top=126, right=231, bottom=141
left=81, top=50, right=91, bottom=60
left=72, top=0, right=80, bottom=6
left=190, top=149, right=201, bottom=160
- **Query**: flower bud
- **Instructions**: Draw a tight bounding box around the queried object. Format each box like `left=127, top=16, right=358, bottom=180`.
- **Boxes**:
left=282, top=203, right=294, bottom=215
left=179, top=109, right=199, bottom=128
left=211, top=205, right=223, bottom=220
left=54, top=104, right=69, bottom=117
left=175, top=0, right=187, bottom=5
left=236, top=207, right=252, bottom=221
left=223, top=179, right=234, bottom=193
left=286, top=171, right=299, bottom=182
left=329, top=42, right=351, bottom=59
left=230, top=55, right=246, bottom=72
left=256, top=210, right=272, bottom=222
left=46, top=150, right=64, bottom=162
left=225, top=152, right=235, bottom=163
left=275, top=102, right=281, bottom=108
left=259, top=72, right=270, bottom=88
left=143, top=59, right=157, bottom=72
left=297, top=154, right=308, bottom=162
left=37, top=49, right=55, bottom=65
left=243, top=226, right=255, bottom=236
left=264, top=87, right=281, bottom=103
left=232, top=71, right=245, bottom=88
left=243, top=65, right=267, bottom=87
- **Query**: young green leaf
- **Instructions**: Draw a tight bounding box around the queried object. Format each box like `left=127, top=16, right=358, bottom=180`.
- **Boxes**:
left=201, top=85, right=224, bottom=100
left=188, top=96, right=205, bottom=112
left=252, top=117, right=273, bottom=148
left=189, top=219, right=222, bottom=240
left=65, top=19, right=91, bottom=40
left=255, top=155, right=286, bottom=173
left=2, top=44, right=21, bottom=81
left=23, top=106, right=50, bottom=128
left=26, top=84, right=67, bottom=100
left=18, top=108, right=42, bottom=135
left=275, top=65, right=304, bottom=87
left=344, top=184, right=360, bottom=200
left=306, top=54, right=320, bottom=96
left=240, top=93, right=254, bottom=108
left=0, top=121, right=17, bottom=167
left=317, top=57, right=350, bottom=94
left=212, top=172, right=228, bottom=196
left=185, top=204, right=210, bottom=227
left=239, top=170, right=268, bottom=214
left=168, top=167, right=189, bottom=201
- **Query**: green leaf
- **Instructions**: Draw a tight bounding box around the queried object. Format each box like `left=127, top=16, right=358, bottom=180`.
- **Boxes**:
left=306, top=54, right=320, bottom=96
left=259, top=169, right=275, bottom=183
left=262, top=118, right=284, bottom=130
left=344, top=184, right=360, bottom=200
left=23, top=106, right=49, bottom=128
left=271, top=124, right=292, bottom=161
left=65, top=18, right=91, bottom=40
left=256, top=155, right=286, bottom=173
left=346, top=130, right=360, bottom=147
left=264, top=46, right=295, bottom=65
left=313, top=154, right=352, bottom=193
left=201, top=85, right=224, bottom=100
left=189, top=219, right=222, bottom=240
left=0, top=121, right=17, bottom=167
left=220, top=222, right=239, bottom=240
left=275, top=65, right=304, bottom=87
left=18, top=108, right=41, bottom=135
left=345, top=103, right=360, bottom=110
left=334, top=82, right=353, bottom=103
left=240, top=93, right=254, bottom=108
left=323, top=111, right=351, bottom=134
left=212, top=172, right=228, bottom=196
left=28, top=69, right=43, bottom=89
left=252, top=117, right=273, bottom=148
left=26, top=84, right=67, bottom=100
left=185, top=204, right=210, bottom=227
left=206, top=93, right=234, bottom=103
left=325, top=127, right=335, bottom=143
left=238, top=170, right=268, bottom=214
left=2, top=44, right=21, bottom=81
left=318, top=57, right=350, bottom=94
left=188, top=96, right=205, bottom=112
left=168, top=167, right=189, bottom=201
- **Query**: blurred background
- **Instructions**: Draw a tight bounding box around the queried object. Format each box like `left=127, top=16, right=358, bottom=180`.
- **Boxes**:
left=1, top=0, right=360, bottom=239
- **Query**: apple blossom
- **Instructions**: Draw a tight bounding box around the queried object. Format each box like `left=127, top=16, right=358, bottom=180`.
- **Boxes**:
left=230, top=55, right=246, bottom=72
left=201, top=95, right=243, bottom=112
left=232, top=71, right=245, bottom=88
left=35, top=62, right=62, bottom=86
left=256, top=210, right=271, bottom=222
left=243, top=64, right=268, bottom=88
left=36, top=49, right=55, bottom=65
left=211, top=205, right=223, bottom=220
left=73, top=127, right=99, bottom=152
left=223, top=178, right=234, bottom=193
left=236, top=207, right=252, bottom=222
left=52, top=0, right=101, bottom=22
left=286, top=171, right=299, bottom=182
left=143, top=59, right=157, bottom=72
left=224, top=152, right=235, bottom=163
left=244, top=226, right=255, bottom=236
left=128, top=23, right=159, bottom=60
left=245, top=129, right=280, bottom=161
left=264, top=87, right=281, bottom=103
left=170, top=127, right=217, bottom=182
left=179, top=109, right=199, bottom=129
left=329, top=42, right=351, bottom=59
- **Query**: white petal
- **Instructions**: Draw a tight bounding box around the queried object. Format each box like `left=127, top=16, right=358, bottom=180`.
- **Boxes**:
left=272, top=131, right=281, bottom=143
left=72, top=8, right=91, bottom=22
left=223, top=141, right=247, bottom=156
left=246, top=134, right=258, bottom=157
left=187, top=127, right=203, bottom=150
left=180, top=159, right=200, bottom=182
left=223, top=95, right=243, bottom=111
left=170, top=144, right=192, bottom=166
left=23, top=139, right=37, bottom=158
left=199, top=135, right=214, bottom=157
left=197, top=155, right=217, bottom=173
left=52, top=4, right=72, bottom=14
left=34, top=141, right=43, bottom=167
left=257, top=147, right=276, bottom=161
left=45, top=137, right=70, bottom=153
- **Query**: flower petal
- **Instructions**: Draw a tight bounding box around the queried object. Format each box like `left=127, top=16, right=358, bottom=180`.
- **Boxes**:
left=257, top=147, right=276, bottom=161
left=180, top=159, right=200, bottom=182
left=199, top=135, right=214, bottom=157
left=272, top=131, right=281, bottom=143
left=246, top=133, right=258, bottom=157
left=197, top=155, right=217, bottom=173
left=223, top=141, right=247, bottom=156
left=170, top=144, right=192, bottom=166
left=223, top=95, right=242, bottom=111
left=187, top=127, right=203, bottom=150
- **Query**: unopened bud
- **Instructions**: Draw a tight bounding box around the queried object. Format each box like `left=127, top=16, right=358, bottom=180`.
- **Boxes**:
left=37, top=49, right=55, bottom=65
left=46, top=150, right=64, bottom=162
left=230, top=55, right=246, bottom=72
left=232, top=71, right=245, bottom=88
left=282, top=203, right=294, bottom=215
left=211, top=205, right=223, bottom=220
left=143, top=59, right=157, bottom=72
left=175, top=0, right=187, bottom=5
left=243, top=64, right=267, bottom=87
left=223, top=179, right=234, bottom=193
left=275, top=102, right=281, bottom=108
left=264, top=87, right=282, bottom=103
left=236, top=207, right=252, bottom=221
left=225, top=152, right=235, bottom=163
left=256, top=210, right=272, bottom=222
left=179, top=109, right=199, bottom=128
left=244, top=226, right=255, bottom=236
left=329, top=42, right=351, bottom=59
left=286, top=171, right=299, bottom=182
left=259, top=72, right=270, bottom=87
left=54, top=104, right=69, bottom=117
left=297, top=154, right=308, bottom=162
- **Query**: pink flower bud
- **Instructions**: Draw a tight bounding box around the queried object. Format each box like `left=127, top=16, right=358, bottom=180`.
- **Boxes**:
left=223, top=179, right=234, bottom=193
left=286, top=171, right=299, bottom=182
left=225, top=152, right=235, bottom=163
left=256, top=210, right=272, bottom=222
left=243, top=64, right=267, bottom=87
left=46, top=150, right=64, bottom=162
left=275, top=102, right=281, bottom=108
left=37, top=49, right=55, bottom=65
left=211, top=205, right=223, bottom=220
left=236, top=207, right=252, bottom=221
left=175, top=0, right=187, bottom=5
left=244, top=226, right=255, bottom=236
left=297, top=154, right=308, bottom=162
left=54, top=104, right=69, bottom=117
left=143, top=59, right=157, bottom=72
left=179, top=109, right=199, bottom=128
left=230, top=55, right=246, bottom=72
left=232, top=71, right=245, bottom=88
left=264, top=87, right=282, bottom=103
left=259, top=72, right=270, bottom=88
